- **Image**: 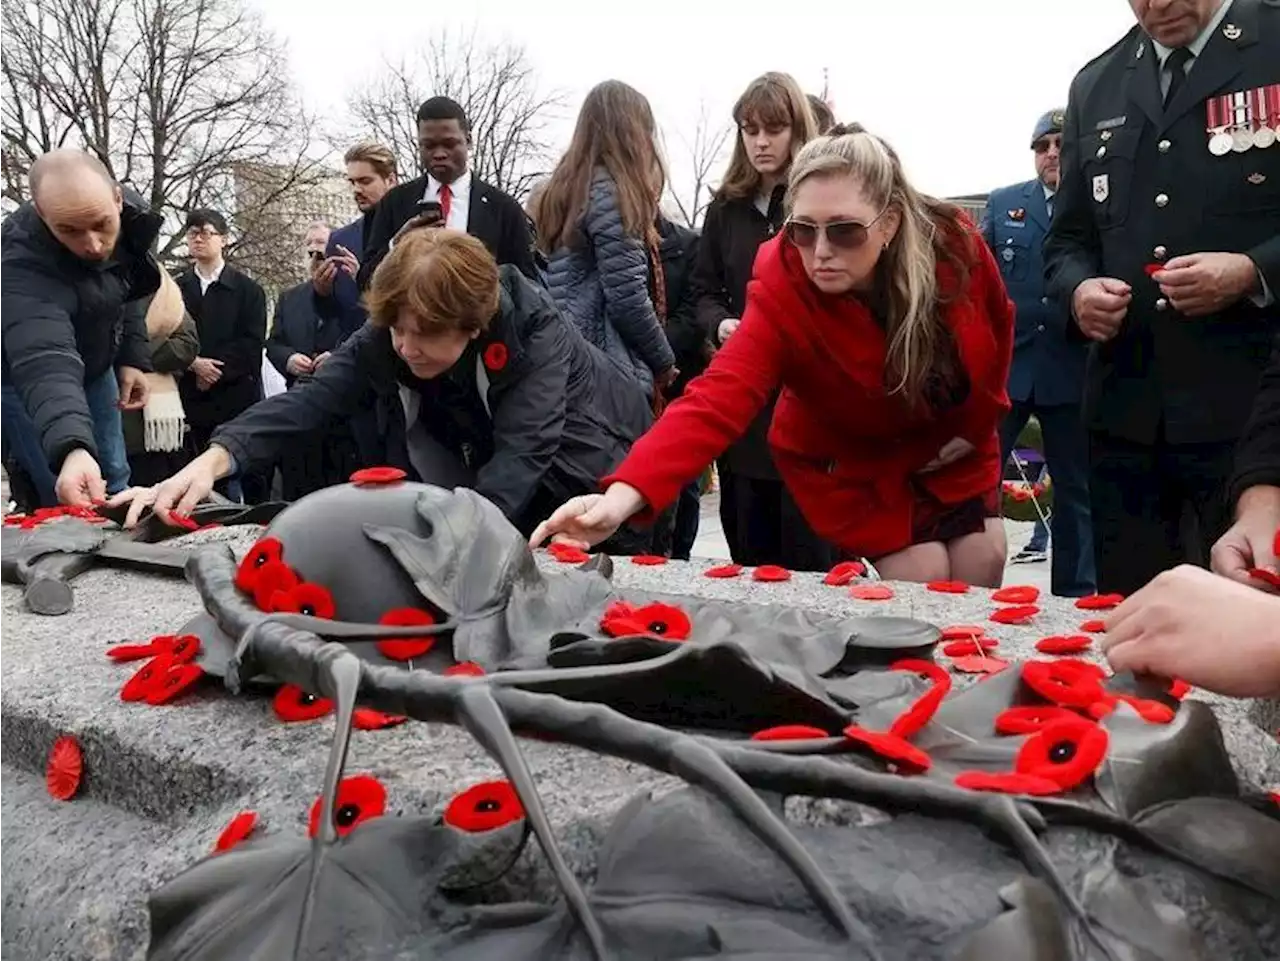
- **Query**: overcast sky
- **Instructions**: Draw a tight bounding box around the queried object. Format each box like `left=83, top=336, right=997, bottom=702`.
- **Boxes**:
left=252, top=0, right=1140, bottom=199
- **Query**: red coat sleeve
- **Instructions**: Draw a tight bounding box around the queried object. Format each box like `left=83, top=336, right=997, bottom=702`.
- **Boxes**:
left=955, top=239, right=1014, bottom=445
left=602, top=281, right=787, bottom=520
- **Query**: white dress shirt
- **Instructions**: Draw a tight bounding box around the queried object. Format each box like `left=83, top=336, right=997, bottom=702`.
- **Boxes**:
left=194, top=259, right=225, bottom=294
left=421, top=170, right=472, bottom=233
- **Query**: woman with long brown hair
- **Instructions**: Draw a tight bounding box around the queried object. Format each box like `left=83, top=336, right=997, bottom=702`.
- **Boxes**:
left=533, top=127, right=1015, bottom=587
left=531, top=80, right=676, bottom=397
left=694, top=72, right=830, bottom=569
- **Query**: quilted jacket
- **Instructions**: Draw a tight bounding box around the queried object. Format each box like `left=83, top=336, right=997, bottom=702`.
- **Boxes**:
left=544, top=167, right=674, bottom=391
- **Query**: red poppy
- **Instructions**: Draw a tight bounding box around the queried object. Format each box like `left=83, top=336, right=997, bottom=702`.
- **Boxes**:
left=842, top=725, right=931, bottom=773
left=750, top=724, right=831, bottom=741
left=307, top=774, right=387, bottom=839
left=251, top=561, right=300, bottom=611
left=1247, top=568, right=1280, bottom=589
left=120, top=654, right=175, bottom=702
left=890, top=658, right=951, bottom=687
left=630, top=554, right=669, bottom=566
left=168, top=512, right=199, bottom=532
left=1021, top=659, right=1106, bottom=708
left=213, top=811, right=258, bottom=853
left=1015, top=716, right=1109, bottom=790
left=443, top=662, right=486, bottom=677
left=1088, top=694, right=1175, bottom=725
left=599, top=601, right=692, bottom=640
left=234, top=537, right=285, bottom=593
left=269, top=581, right=337, bottom=619
left=823, top=560, right=866, bottom=586
left=165, top=634, right=202, bottom=664
left=1075, top=593, right=1125, bottom=610
left=1143, top=262, right=1163, bottom=277
left=752, top=564, right=792, bottom=582
left=547, top=543, right=590, bottom=564
left=273, top=684, right=335, bottom=722
left=889, top=684, right=949, bottom=739
left=850, top=584, right=894, bottom=600
left=942, top=638, right=999, bottom=657
left=106, top=638, right=170, bottom=662
left=1079, top=619, right=1107, bottom=633
left=704, top=563, right=744, bottom=578
left=992, top=585, right=1040, bottom=605
left=1035, top=635, right=1093, bottom=655
left=145, top=662, right=205, bottom=705
left=483, top=342, right=509, bottom=372
left=349, top=466, right=407, bottom=486
left=949, top=654, right=1010, bottom=675
left=940, top=624, right=986, bottom=640
left=2, top=513, right=27, bottom=526
left=352, top=709, right=409, bottom=730
left=954, top=771, right=1062, bottom=796
left=994, top=705, right=1080, bottom=736
left=990, top=604, right=1040, bottom=625
left=1167, top=678, right=1191, bottom=700
left=443, top=779, right=526, bottom=832
left=46, top=735, right=83, bottom=801
left=376, top=608, right=437, bottom=661
left=926, top=579, right=970, bottom=594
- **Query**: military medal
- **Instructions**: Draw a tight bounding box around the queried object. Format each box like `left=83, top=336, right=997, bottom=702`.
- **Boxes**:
left=1207, top=95, right=1234, bottom=155
left=1254, top=85, right=1274, bottom=148
left=1230, top=91, right=1253, bottom=152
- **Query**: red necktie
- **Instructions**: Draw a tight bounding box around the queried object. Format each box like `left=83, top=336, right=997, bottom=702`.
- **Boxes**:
left=438, top=183, right=452, bottom=223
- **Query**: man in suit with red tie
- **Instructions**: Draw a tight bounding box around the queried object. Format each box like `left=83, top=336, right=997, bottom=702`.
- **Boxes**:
left=358, top=97, right=537, bottom=288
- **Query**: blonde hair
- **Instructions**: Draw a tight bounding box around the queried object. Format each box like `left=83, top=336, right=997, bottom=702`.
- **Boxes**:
left=717, top=73, right=819, bottom=202
left=530, top=80, right=666, bottom=252
left=343, top=141, right=398, bottom=181
left=788, top=126, right=975, bottom=406
left=365, top=229, right=499, bottom=334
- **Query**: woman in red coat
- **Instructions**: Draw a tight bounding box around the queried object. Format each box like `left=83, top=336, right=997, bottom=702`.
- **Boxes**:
left=532, top=126, right=1015, bottom=586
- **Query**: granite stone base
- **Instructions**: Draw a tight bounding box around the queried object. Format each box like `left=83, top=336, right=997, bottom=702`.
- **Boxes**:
left=2, top=525, right=1277, bottom=960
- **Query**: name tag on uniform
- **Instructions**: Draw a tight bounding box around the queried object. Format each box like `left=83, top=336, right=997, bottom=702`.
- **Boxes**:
left=1095, top=115, right=1127, bottom=131
left=1092, top=174, right=1110, bottom=202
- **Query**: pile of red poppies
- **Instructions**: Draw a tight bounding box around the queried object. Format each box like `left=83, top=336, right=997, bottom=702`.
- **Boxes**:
left=211, top=775, right=526, bottom=854
left=751, top=651, right=1178, bottom=796
left=109, top=633, right=207, bottom=705
left=4, top=504, right=109, bottom=529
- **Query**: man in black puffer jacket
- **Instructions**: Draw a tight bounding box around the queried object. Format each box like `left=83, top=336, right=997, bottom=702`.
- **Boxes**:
left=2, top=150, right=160, bottom=507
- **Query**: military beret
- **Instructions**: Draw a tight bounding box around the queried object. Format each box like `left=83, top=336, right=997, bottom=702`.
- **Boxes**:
left=1031, top=108, right=1067, bottom=147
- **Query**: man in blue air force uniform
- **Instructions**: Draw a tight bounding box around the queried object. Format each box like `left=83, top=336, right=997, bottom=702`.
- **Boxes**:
left=982, top=109, right=1096, bottom=597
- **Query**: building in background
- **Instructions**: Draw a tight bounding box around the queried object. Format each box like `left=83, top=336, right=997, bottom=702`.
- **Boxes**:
left=947, top=193, right=989, bottom=223
left=230, top=162, right=358, bottom=298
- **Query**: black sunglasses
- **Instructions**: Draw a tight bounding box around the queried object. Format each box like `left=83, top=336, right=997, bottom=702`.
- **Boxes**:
left=784, top=206, right=889, bottom=251
left=1032, top=135, right=1063, bottom=154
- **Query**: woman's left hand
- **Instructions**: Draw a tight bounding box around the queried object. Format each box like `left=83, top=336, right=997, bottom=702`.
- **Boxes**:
left=918, top=437, right=975, bottom=473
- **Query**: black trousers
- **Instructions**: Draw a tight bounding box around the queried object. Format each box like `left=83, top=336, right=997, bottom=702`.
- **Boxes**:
left=717, top=467, right=836, bottom=572
left=1088, top=428, right=1235, bottom=596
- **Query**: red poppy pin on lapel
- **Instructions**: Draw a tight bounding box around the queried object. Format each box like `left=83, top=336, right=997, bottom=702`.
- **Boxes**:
left=483, top=342, right=508, bottom=372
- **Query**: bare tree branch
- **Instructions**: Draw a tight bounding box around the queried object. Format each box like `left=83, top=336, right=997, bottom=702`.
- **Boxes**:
left=665, top=101, right=733, bottom=229
left=347, top=26, right=566, bottom=201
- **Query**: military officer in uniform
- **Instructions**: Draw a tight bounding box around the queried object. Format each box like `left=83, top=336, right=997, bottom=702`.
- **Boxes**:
left=982, top=109, right=1096, bottom=596
left=1044, top=0, right=1279, bottom=596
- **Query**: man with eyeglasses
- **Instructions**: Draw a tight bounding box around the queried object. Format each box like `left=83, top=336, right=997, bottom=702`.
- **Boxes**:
left=980, top=110, right=1095, bottom=596
left=174, top=208, right=267, bottom=502
left=1, top=149, right=158, bottom=508
left=1045, top=0, right=1279, bottom=596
